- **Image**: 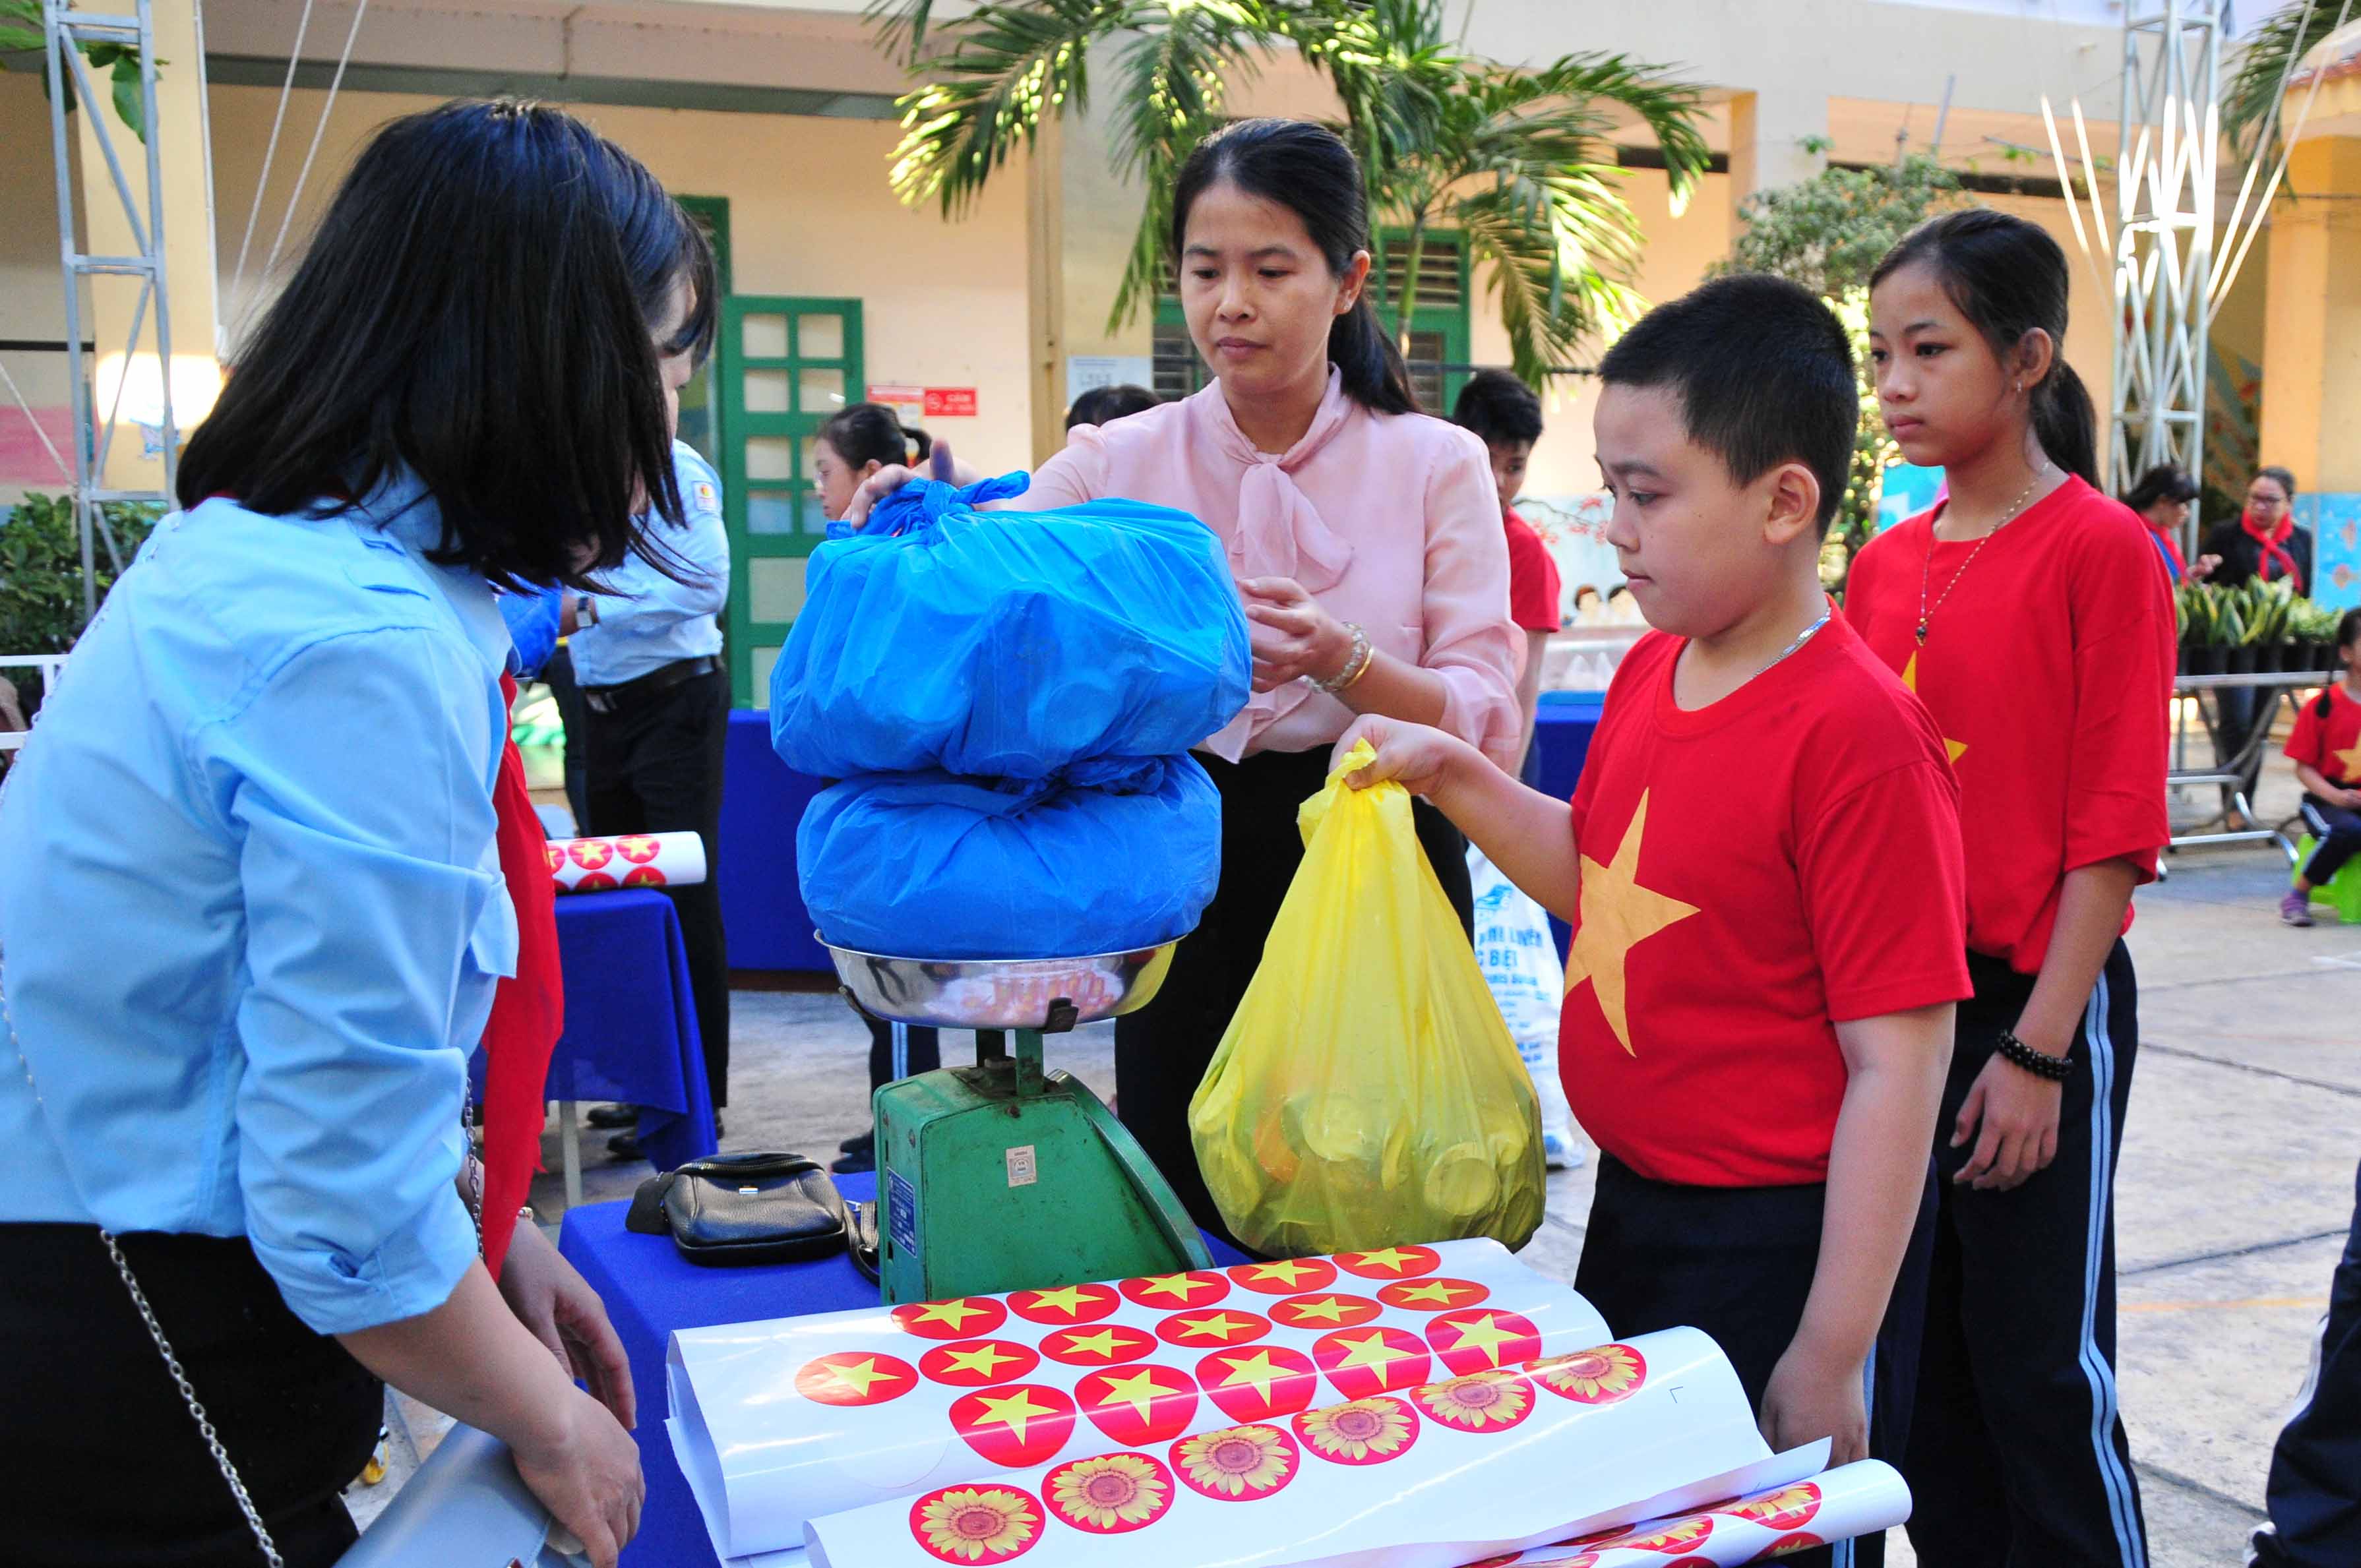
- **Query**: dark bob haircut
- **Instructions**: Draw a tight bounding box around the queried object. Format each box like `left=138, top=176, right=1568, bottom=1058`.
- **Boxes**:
left=1597, top=274, right=1858, bottom=533
left=2122, top=465, right=2199, bottom=514
left=819, top=402, right=933, bottom=469
left=1452, top=369, right=1544, bottom=448
left=1066, top=384, right=1160, bottom=430
left=1170, top=118, right=1419, bottom=417
left=179, top=99, right=716, bottom=592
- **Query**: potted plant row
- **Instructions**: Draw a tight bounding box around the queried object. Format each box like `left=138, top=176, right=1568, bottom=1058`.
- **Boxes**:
left=2177, top=580, right=2343, bottom=677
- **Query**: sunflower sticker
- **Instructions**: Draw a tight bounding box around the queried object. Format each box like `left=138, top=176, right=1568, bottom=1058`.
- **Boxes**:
left=1376, top=1277, right=1490, bottom=1312
left=1311, top=1326, right=1432, bottom=1399
left=909, top=1484, right=1042, bottom=1563
left=947, top=1384, right=1077, bottom=1469
left=795, top=1351, right=918, bottom=1408
left=893, top=1297, right=1010, bottom=1341
left=1119, top=1270, right=1231, bottom=1309
left=918, top=1339, right=1040, bottom=1389
left=1532, top=1343, right=1649, bottom=1405
left=1583, top=1517, right=1713, bottom=1553
left=1225, top=1258, right=1339, bottom=1295
left=1154, top=1308, right=1270, bottom=1348
left=1334, top=1245, right=1442, bottom=1281
left=1425, top=1308, right=1544, bottom=1375
left=1043, top=1451, right=1174, bottom=1535
left=1292, top=1395, right=1419, bottom=1466
left=1075, top=1364, right=1198, bottom=1446
left=1171, top=1423, right=1299, bottom=1502
left=1196, top=1344, right=1321, bottom=1422
left=1007, top=1284, right=1121, bottom=1327
left=1268, top=1292, right=1383, bottom=1331
left=1411, top=1370, right=1534, bottom=1433
left=1037, top=1324, right=1159, bottom=1368
left=1764, top=1532, right=1827, bottom=1555
left=1713, top=1483, right=1822, bottom=1530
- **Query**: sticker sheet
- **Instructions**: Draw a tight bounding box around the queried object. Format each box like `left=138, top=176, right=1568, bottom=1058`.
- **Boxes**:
left=544, top=831, right=707, bottom=893
left=797, top=1327, right=1825, bottom=1568
left=667, top=1241, right=1611, bottom=1559
left=1485, top=1460, right=1913, bottom=1566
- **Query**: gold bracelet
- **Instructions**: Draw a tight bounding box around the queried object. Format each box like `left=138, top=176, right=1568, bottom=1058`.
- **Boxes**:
left=1311, top=622, right=1374, bottom=694
left=1337, top=635, right=1376, bottom=691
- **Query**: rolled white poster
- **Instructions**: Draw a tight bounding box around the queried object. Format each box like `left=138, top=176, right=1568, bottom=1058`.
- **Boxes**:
left=1494, top=1459, right=1913, bottom=1565
left=797, top=1327, right=1825, bottom=1568
left=543, top=830, right=707, bottom=893
left=666, top=1241, right=1611, bottom=1560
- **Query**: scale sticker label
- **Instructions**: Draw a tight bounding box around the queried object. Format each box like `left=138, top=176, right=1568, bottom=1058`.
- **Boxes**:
left=888, top=1168, right=920, bottom=1255
left=1005, top=1145, right=1039, bottom=1188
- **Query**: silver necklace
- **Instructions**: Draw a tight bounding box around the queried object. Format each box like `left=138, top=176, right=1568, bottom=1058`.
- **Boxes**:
left=1916, top=462, right=2052, bottom=646
left=1758, top=609, right=1832, bottom=679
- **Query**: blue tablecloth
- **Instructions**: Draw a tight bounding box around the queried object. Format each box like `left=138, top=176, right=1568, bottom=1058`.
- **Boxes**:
left=1533, top=692, right=1603, bottom=962
left=720, top=709, right=832, bottom=973
left=469, top=889, right=717, bottom=1172
left=561, top=1174, right=1248, bottom=1568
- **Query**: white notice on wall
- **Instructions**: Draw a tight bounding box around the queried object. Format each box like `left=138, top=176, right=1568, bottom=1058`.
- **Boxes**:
left=1064, top=356, right=1155, bottom=406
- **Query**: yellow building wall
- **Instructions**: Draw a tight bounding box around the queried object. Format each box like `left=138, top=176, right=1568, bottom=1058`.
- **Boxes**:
left=2261, top=138, right=2361, bottom=496
left=1, top=72, right=73, bottom=412
left=204, top=86, right=1041, bottom=471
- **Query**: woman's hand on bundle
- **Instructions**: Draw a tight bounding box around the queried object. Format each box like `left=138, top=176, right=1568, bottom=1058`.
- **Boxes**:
left=1241, top=576, right=1353, bottom=692
left=510, top=1387, right=645, bottom=1568
left=836, top=440, right=971, bottom=529
left=498, top=1216, right=636, bottom=1430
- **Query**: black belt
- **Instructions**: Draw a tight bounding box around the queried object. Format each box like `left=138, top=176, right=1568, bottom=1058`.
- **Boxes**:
left=581, top=655, right=719, bottom=715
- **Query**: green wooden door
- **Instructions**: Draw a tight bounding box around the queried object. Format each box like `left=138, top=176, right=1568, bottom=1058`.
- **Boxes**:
left=674, top=195, right=733, bottom=468
left=718, top=296, right=863, bottom=706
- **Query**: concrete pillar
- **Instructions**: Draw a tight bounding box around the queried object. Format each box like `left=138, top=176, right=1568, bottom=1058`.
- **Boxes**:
left=2259, top=137, right=2361, bottom=495
left=1026, top=113, right=1068, bottom=466
left=71, top=0, right=220, bottom=493
left=1727, top=84, right=1828, bottom=224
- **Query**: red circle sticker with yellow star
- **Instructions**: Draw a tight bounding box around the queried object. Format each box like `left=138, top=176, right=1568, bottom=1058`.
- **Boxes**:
left=614, top=835, right=662, bottom=863
left=543, top=843, right=565, bottom=874
left=1268, top=1292, right=1383, bottom=1331
left=1713, top=1482, right=1822, bottom=1530
left=948, top=1383, right=1077, bottom=1469
left=1006, top=1283, right=1121, bottom=1327
left=1411, top=1369, right=1534, bottom=1433
left=1311, top=1326, right=1432, bottom=1399
left=795, top=1351, right=918, bottom=1407
left=1154, top=1307, right=1270, bottom=1348
left=1762, top=1534, right=1826, bottom=1557
left=621, top=866, right=669, bottom=888
left=1042, top=1451, right=1175, bottom=1536
left=1037, top=1323, right=1159, bottom=1368
left=1170, top=1423, right=1299, bottom=1503
left=1425, top=1308, right=1543, bottom=1375
left=919, top=1339, right=1040, bottom=1389
left=893, top=1296, right=1010, bottom=1341
left=908, top=1483, right=1042, bottom=1564
left=1119, top=1270, right=1231, bottom=1310
left=573, top=872, right=619, bottom=891
left=1334, top=1245, right=1442, bottom=1281
left=1532, top=1342, right=1648, bottom=1405
left=1224, top=1258, right=1339, bottom=1296
left=1196, top=1344, right=1320, bottom=1422
left=1376, top=1277, right=1490, bottom=1312
left=568, top=839, right=614, bottom=870
left=1075, top=1364, right=1198, bottom=1446
left=1292, top=1395, right=1419, bottom=1467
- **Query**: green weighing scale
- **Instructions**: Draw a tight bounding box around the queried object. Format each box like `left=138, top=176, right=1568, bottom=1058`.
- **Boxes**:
left=825, top=940, right=1215, bottom=1303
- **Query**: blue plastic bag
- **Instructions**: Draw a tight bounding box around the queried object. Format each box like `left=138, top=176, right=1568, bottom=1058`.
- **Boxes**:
left=770, top=475, right=1250, bottom=780
left=799, top=754, right=1221, bottom=959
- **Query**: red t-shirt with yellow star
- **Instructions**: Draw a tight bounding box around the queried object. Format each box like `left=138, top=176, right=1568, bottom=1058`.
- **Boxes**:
left=2286, top=681, right=2361, bottom=788
left=1560, top=614, right=1971, bottom=1188
left=1844, top=475, right=2174, bottom=973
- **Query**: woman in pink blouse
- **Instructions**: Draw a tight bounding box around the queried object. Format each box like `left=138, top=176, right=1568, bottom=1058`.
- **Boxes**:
left=849, top=118, right=1519, bottom=1239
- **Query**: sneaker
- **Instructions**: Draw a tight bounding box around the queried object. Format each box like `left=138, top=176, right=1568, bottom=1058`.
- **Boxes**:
left=830, top=1133, right=876, bottom=1176
left=585, top=1103, right=637, bottom=1130
left=1543, top=1133, right=1587, bottom=1172
left=2281, top=889, right=2317, bottom=927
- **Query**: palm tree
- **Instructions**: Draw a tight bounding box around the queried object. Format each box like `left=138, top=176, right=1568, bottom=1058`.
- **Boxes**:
left=869, top=0, right=1711, bottom=391
left=2223, top=0, right=2359, bottom=155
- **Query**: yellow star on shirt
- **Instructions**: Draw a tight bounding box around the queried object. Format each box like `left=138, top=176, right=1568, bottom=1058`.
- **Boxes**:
left=1211, top=1350, right=1294, bottom=1404
left=1132, top=1273, right=1213, bottom=1303
left=1566, top=790, right=1702, bottom=1056
left=940, top=1343, right=1024, bottom=1379
left=2335, top=735, right=2361, bottom=779
left=909, top=1299, right=993, bottom=1331
left=1173, top=1311, right=1255, bottom=1342
left=1279, top=1296, right=1356, bottom=1325
left=970, top=1389, right=1058, bottom=1443
left=1435, top=1313, right=1523, bottom=1368
left=1329, top=1331, right=1419, bottom=1383
left=1901, top=651, right=1968, bottom=764
left=1092, top=1368, right=1179, bottom=1420
left=818, top=1356, right=906, bottom=1397
left=1245, top=1260, right=1321, bottom=1288
left=1024, top=1284, right=1097, bottom=1317
left=1389, top=1280, right=1475, bottom=1307
left=1053, top=1328, right=1132, bottom=1360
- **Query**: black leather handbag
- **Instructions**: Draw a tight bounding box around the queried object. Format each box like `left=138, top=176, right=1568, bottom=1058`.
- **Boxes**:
left=625, top=1152, right=853, bottom=1267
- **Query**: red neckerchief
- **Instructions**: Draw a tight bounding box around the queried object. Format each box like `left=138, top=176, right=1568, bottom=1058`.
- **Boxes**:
left=479, top=672, right=565, bottom=1276
left=2242, top=508, right=2304, bottom=591
left=2146, top=519, right=2188, bottom=579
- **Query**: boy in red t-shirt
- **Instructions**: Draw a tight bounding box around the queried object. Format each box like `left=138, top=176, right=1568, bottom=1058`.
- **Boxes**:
left=2283, top=609, right=2361, bottom=925
left=1453, top=370, right=1564, bottom=781
left=1339, top=276, right=1968, bottom=1568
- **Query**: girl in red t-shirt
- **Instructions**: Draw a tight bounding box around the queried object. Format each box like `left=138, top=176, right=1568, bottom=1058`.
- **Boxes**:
left=1846, top=210, right=2174, bottom=1568
left=2283, top=609, right=2361, bottom=925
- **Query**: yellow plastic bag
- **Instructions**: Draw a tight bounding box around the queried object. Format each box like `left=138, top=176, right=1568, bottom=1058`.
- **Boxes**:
left=1188, top=740, right=1546, bottom=1257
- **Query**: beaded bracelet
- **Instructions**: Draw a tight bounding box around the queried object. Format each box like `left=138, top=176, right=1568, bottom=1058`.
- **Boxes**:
left=1995, top=1028, right=2071, bottom=1082
left=1310, top=622, right=1374, bottom=694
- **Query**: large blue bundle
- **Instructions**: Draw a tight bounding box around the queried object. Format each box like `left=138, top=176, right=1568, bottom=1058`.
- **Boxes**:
left=769, top=475, right=1250, bottom=780
left=799, top=756, right=1220, bottom=960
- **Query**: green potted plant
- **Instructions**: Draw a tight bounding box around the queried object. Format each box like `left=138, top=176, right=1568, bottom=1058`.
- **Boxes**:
left=2179, top=583, right=2229, bottom=677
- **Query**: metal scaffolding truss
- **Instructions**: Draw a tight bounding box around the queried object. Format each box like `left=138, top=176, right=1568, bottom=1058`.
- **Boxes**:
left=44, top=0, right=176, bottom=621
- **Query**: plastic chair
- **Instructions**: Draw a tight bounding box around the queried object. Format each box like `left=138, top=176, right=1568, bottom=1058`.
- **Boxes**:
left=2293, top=835, right=2361, bottom=924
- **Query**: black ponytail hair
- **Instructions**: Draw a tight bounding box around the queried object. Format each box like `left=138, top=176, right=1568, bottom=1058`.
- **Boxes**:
left=819, top=401, right=932, bottom=470
left=2321, top=608, right=2361, bottom=719
left=1870, top=208, right=2098, bottom=487
left=1169, top=118, right=1419, bottom=417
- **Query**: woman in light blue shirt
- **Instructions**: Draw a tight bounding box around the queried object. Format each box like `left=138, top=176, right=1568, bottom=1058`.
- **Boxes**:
left=0, top=101, right=712, bottom=1568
